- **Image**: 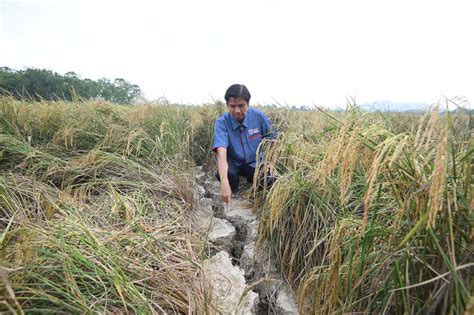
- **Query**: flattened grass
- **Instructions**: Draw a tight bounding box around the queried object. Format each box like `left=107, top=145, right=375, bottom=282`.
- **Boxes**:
left=0, top=97, right=217, bottom=313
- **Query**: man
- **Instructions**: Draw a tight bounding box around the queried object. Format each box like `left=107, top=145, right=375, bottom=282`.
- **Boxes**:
left=212, top=84, right=276, bottom=204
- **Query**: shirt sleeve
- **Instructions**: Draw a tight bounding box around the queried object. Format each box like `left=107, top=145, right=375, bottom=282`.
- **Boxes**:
left=212, top=118, right=229, bottom=151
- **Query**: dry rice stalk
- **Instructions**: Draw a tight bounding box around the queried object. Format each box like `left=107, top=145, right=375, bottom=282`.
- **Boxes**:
left=0, top=268, right=24, bottom=315
left=128, top=104, right=154, bottom=127
left=320, top=122, right=350, bottom=183
left=325, top=225, right=341, bottom=313
left=266, top=176, right=292, bottom=231
left=52, top=126, right=75, bottom=149
left=413, top=112, right=428, bottom=148
left=100, top=125, right=127, bottom=148
left=339, top=130, right=359, bottom=204
left=362, top=138, right=393, bottom=232
left=426, top=122, right=448, bottom=227
left=414, top=106, right=439, bottom=150
left=388, top=134, right=409, bottom=168
left=124, top=128, right=146, bottom=157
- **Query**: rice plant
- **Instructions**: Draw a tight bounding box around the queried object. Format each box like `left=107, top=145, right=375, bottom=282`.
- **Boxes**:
left=256, top=104, right=473, bottom=314
left=0, top=97, right=215, bottom=313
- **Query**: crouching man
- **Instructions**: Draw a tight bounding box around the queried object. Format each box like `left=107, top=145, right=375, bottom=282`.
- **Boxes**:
left=212, top=84, right=276, bottom=204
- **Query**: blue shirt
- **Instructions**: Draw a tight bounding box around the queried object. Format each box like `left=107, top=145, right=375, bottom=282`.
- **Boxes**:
left=212, top=108, right=275, bottom=167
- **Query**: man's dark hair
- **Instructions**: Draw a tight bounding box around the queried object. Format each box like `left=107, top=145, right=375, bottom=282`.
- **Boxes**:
left=224, top=84, right=251, bottom=105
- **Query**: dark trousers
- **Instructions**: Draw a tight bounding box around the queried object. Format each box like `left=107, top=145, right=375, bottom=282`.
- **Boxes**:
left=215, top=159, right=275, bottom=194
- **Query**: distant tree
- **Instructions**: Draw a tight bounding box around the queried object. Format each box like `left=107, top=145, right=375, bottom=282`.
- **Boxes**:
left=0, top=66, right=142, bottom=104
left=80, top=78, right=100, bottom=100
left=111, top=78, right=141, bottom=104
left=21, top=68, right=65, bottom=100
left=0, top=67, right=21, bottom=95
left=0, top=66, right=14, bottom=73
left=97, top=78, right=114, bottom=102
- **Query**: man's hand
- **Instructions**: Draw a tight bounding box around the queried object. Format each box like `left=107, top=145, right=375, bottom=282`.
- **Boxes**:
left=216, top=147, right=232, bottom=204
left=220, top=181, right=232, bottom=204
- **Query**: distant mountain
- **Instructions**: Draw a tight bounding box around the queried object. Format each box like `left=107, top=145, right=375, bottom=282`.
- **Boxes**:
left=359, top=100, right=430, bottom=112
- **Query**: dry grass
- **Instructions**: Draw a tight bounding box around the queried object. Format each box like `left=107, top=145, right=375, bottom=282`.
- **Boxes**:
left=0, top=97, right=220, bottom=313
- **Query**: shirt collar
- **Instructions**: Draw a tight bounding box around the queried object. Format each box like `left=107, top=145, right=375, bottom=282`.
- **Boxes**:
left=229, top=111, right=249, bottom=129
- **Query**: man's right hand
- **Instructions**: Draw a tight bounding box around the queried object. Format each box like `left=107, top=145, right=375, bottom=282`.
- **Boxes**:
left=220, top=181, right=232, bottom=204
left=216, top=147, right=232, bottom=204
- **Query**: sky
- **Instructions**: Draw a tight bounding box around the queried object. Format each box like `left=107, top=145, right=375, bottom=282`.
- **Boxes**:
left=1, top=0, right=473, bottom=108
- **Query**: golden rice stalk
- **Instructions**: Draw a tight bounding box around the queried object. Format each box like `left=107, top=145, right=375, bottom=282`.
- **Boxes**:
left=426, top=121, right=448, bottom=227
left=124, top=128, right=146, bottom=157
left=52, top=126, right=76, bottom=149
left=325, top=224, right=341, bottom=314
left=298, top=266, right=324, bottom=312
left=339, top=130, right=359, bottom=204
left=414, top=105, right=439, bottom=150
left=265, top=175, right=292, bottom=231
left=388, top=134, right=409, bottom=168
left=99, top=125, right=126, bottom=148
left=127, top=104, right=154, bottom=127
left=413, top=112, right=428, bottom=148
left=319, top=122, right=350, bottom=183
left=362, top=138, right=392, bottom=231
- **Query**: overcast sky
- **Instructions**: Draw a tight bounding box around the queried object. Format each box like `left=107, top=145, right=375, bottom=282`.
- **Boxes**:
left=1, top=0, right=473, bottom=107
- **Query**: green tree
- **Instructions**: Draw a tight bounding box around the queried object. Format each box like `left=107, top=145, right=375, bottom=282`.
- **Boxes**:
left=0, top=67, right=142, bottom=103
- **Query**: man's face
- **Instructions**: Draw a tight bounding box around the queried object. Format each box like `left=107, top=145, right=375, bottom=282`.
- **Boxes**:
left=227, top=97, right=248, bottom=122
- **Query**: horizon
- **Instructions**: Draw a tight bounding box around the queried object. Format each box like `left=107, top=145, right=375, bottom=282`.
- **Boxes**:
left=1, top=64, right=471, bottom=111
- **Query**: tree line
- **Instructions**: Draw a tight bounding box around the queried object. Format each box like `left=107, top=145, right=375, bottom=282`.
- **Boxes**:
left=0, top=67, right=142, bottom=104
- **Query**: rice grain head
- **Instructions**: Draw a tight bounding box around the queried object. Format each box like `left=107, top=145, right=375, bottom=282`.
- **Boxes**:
left=339, top=130, right=359, bottom=205
left=388, top=134, right=409, bottom=168
left=362, top=138, right=394, bottom=232
left=320, top=120, right=352, bottom=183
left=426, top=122, right=448, bottom=227
left=415, top=106, right=439, bottom=150
left=326, top=224, right=341, bottom=313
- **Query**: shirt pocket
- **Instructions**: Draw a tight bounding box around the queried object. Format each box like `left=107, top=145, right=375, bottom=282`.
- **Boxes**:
left=248, top=132, right=262, bottom=152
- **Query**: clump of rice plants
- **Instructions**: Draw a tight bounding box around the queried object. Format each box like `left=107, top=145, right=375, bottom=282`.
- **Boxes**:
left=256, top=104, right=473, bottom=313
left=1, top=173, right=210, bottom=313
left=0, top=97, right=216, bottom=313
